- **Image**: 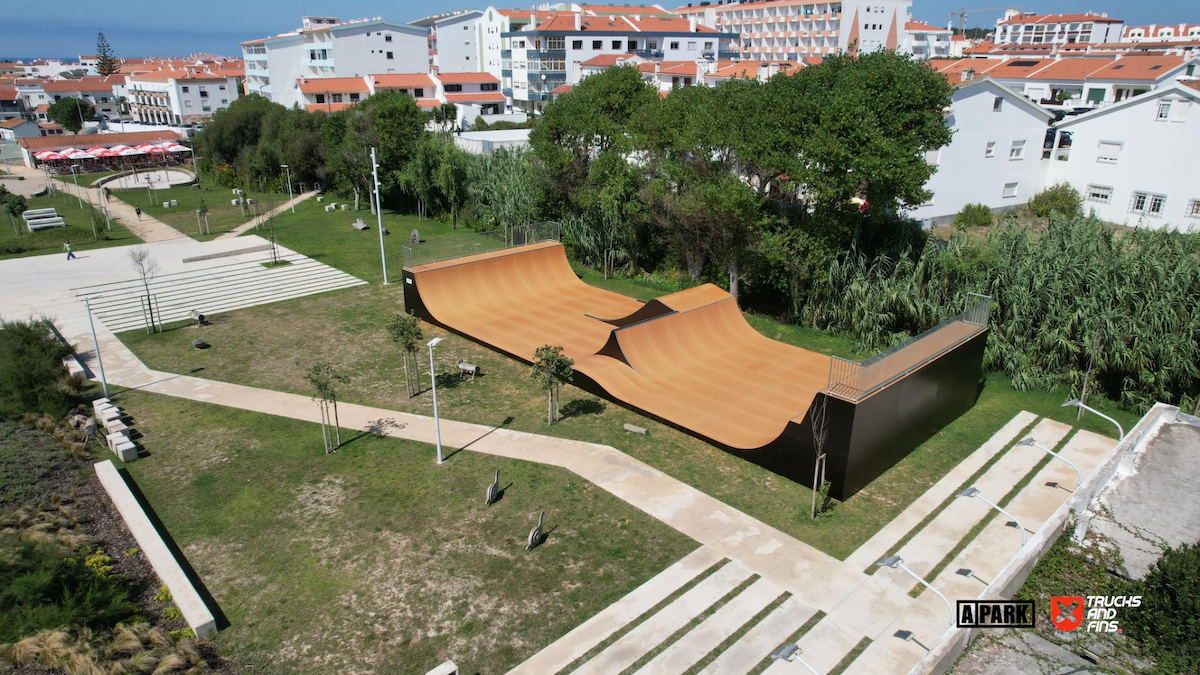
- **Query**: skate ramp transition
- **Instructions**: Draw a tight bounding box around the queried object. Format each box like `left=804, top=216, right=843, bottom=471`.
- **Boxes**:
left=403, top=241, right=990, bottom=498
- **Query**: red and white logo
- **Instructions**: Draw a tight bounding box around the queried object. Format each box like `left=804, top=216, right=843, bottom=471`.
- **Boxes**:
left=1051, top=596, right=1085, bottom=632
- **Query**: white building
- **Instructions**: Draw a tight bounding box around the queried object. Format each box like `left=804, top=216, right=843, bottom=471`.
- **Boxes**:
left=908, top=78, right=1054, bottom=226
left=903, top=20, right=952, bottom=59
left=1048, top=83, right=1200, bottom=231
left=504, top=12, right=739, bottom=111
left=41, top=76, right=126, bottom=119
left=1122, top=24, right=1200, bottom=43
left=126, top=70, right=241, bottom=125
left=673, top=0, right=912, bottom=61
left=242, top=16, right=428, bottom=109
left=994, top=11, right=1124, bottom=46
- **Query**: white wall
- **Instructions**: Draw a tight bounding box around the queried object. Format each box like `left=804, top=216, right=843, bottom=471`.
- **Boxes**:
left=909, top=81, right=1052, bottom=225
left=436, top=13, right=484, bottom=74
left=1049, top=88, right=1200, bottom=231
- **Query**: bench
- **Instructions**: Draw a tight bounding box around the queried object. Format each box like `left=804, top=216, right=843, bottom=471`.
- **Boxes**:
left=23, top=208, right=57, bottom=218
left=623, top=423, right=648, bottom=435
left=232, top=189, right=243, bottom=195
left=352, top=218, right=368, bottom=231
left=104, top=418, right=128, bottom=434
left=106, top=431, right=137, bottom=462
left=171, top=200, right=177, bottom=207
left=230, top=199, right=240, bottom=206
left=98, top=407, right=123, bottom=423
left=316, top=196, right=324, bottom=202
left=162, top=201, right=171, bottom=208
left=324, top=204, right=336, bottom=213
left=92, top=397, right=112, bottom=413
left=339, top=204, right=348, bottom=210
left=26, top=218, right=66, bottom=231
left=457, top=360, right=481, bottom=381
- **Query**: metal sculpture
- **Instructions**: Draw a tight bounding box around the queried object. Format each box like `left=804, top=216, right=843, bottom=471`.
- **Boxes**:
left=485, top=469, right=500, bottom=506
left=526, top=510, right=545, bottom=551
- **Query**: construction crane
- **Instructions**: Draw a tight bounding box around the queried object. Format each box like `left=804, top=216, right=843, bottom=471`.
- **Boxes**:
left=948, top=5, right=1025, bottom=36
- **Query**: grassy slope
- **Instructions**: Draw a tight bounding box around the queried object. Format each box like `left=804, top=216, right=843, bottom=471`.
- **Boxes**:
left=113, top=390, right=696, bottom=675
left=0, top=191, right=142, bottom=259
left=113, top=185, right=285, bottom=242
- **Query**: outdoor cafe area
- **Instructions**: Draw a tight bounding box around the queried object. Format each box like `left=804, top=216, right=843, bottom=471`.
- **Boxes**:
left=31, top=141, right=193, bottom=176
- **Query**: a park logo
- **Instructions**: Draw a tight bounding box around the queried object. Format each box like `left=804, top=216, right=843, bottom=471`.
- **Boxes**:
left=1052, top=595, right=1141, bottom=633
left=956, top=600, right=1036, bottom=628
left=1050, top=596, right=1085, bottom=631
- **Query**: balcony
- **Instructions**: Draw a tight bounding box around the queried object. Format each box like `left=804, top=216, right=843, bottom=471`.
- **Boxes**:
left=528, top=71, right=567, bottom=82
left=634, top=49, right=665, bottom=58
left=718, top=50, right=741, bottom=59
left=502, top=88, right=513, bottom=98
left=526, top=49, right=566, bottom=59
left=502, top=69, right=512, bottom=78
left=306, top=58, right=334, bottom=68
left=526, top=92, right=548, bottom=101
left=501, top=49, right=512, bottom=58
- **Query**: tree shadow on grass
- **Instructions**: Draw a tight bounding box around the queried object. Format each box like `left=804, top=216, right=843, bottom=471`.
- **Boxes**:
left=338, top=417, right=407, bottom=450
left=561, top=398, right=605, bottom=419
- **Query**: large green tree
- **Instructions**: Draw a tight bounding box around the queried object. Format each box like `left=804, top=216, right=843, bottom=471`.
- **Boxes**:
left=46, top=97, right=95, bottom=134
left=324, top=90, right=427, bottom=211
left=94, top=32, right=120, bottom=76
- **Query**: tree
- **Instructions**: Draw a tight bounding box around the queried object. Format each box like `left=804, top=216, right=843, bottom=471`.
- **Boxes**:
left=195, top=197, right=210, bottom=235
left=304, top=361, right=347, bottom=452
left=434, top=138, right=468, bottom=228
left=1123, top=541, right=1200, bottom=672
left=531, top=345, right=573, bottom=424
left=466, top=147, right=540, bottom=231
left=127, top=246, right=160, bottom=333
left=95, top=31, right=120, bottom=76
left=386, top=313, right=424, bottom=397
left=0, top=319, right=72, bottom=417
left=324, top=90, right=427, bottom=212
left=46, top=97, right=95, bottom=134
left=0, top=186, right=27, bottom=236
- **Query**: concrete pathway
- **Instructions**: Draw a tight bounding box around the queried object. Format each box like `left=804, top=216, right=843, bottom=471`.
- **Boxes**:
left=216, top=191, right=319, bottom=239
left=54, top=176, right=188, bottom=243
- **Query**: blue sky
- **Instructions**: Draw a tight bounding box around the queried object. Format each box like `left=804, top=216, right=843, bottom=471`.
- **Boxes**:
left=0, top=1, right=1195, bottom=58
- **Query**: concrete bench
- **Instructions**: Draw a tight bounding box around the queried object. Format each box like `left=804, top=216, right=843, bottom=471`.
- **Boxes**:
left=316, top=196, right=324, bottom=202
left=230, top=199, right=240, bottom=206
left=106, top=431, right=137, bottom=462
left=457, top=360, right=481, bottom=380
left=94, top=460, right=217, bottom=638
left=162, top=201, right=171, bottom=208
left=104, top=418, right=128, bottom=434
left=232, top=189, right=243, bottom=195
left=98, top=407, right=123, bottom=422
left=92, top=397, right=112, bottom=413
left=23, top=208, right=57, bottom=218
left=339, top=204, right=348, bottom=210
left=352, top=218, right=368, bottom=231
left=324, top=204, right=336, bottom=213
left=170, top=200, right=178, bottom=207
left=27, top=218, right=66, bottom=231
left=623, top=423, right=648, bottom=435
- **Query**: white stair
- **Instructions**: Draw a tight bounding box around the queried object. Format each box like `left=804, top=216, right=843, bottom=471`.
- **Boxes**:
left=73, top=252, right=367, bottom=333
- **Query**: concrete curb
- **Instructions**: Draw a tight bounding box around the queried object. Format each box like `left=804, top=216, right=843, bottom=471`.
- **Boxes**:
left=93, top=459, right=218, bottom=638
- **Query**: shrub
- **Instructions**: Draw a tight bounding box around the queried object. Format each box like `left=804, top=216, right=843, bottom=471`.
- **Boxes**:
left=953, top=203, right=993, bottom=230
left=1027, top=182, right=1082, bottom=218
left=1123, top=541, right=1200, bottom=672
left=473, top=115, right=488, bottom=131
left=0, top=319, right=72, bottom=417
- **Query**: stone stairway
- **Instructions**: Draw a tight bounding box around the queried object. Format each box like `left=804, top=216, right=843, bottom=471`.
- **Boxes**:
left=71, top=251, right=366, bottom=333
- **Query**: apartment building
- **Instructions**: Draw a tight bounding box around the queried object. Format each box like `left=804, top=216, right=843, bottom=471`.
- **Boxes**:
left=1049, top=82, right=1200, bottom=230
left=903, top=20, right=951, bottom=59
left=294, top=72, right=505, bottom=123
left=504, top=12, right=738, bottom=110
left=41, top=76, right=126, bottom=119
left=909, top=78, right=1053, bottom=226
left=242, top=16, right=428, bottom=109
left=126, top=70, right=240, bottom=125
left=672, top=0, right=911, bottom=61
left=1124, top=24, right=1200, bottom=43
left=0, top=86, right=26, bottom=121
left=994, top=11, right=1124, bottom=46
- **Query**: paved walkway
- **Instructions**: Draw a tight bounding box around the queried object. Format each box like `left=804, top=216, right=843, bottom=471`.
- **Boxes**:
left=217, top=191, right=319, bottom=239
left=54, top=176, right=187, bottom=243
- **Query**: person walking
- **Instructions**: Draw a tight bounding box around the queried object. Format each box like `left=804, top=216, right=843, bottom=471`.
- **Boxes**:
left=135, top=207, right=142, bottom=221
left=64, top=239, right=76, bottom=260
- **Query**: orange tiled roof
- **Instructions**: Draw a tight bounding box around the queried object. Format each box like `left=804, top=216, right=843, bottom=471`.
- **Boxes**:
left=373, top=73, right=436, bottom=88
left=999, top=12, right=1123, bottom=25
left=710, top=60, right=800, bottom=79
left=444, top=91, right=507, bottom=103
left=42, top=77, right=117, bottom=92
left=551, top=84, right=574, bottom=94
left=580, top=4, right=673, bottom=16
left=437, top=72, right=501, bottom=84
left=1087, top=55, right=1186, bottom=80
left=0, top=87, right=17, bottom=100
left=532, top=12, right=720, bottom=33
left=416, top=98, right=442, bottom=108
left=305, top=102, right=355, bottom=113
left=1024, top=57, right=1114, bottom=81
left=130, top=69, right=226, bottom=82
left=984, top=58, right=1054, bottom=79
left=17, top=130, right=180, bottom=150
left=1, top=117, right=30, bottom=129
left=297, top=76, right=369, bottom=94
left=580, top=54, right=628, bottom=67
left=906, top=21, right=949, bottom=32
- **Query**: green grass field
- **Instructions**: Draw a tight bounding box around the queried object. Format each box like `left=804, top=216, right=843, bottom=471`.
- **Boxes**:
left=0, top=191, right=142, bottom=259
left=112, top=390, right=697, bottom=675
left=113, top=184, right=284, bottom=242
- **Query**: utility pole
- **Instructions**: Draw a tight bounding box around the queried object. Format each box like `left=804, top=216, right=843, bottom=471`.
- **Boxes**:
left=371, top=147, right=389, bottom=285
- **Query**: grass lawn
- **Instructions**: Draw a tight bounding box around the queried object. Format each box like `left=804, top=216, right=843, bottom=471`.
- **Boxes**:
left=255, top=196, right=502, bottom=284
left=59, top=170, right=126, bottom=187
left=0, top=191, right=142, bottom=259
left=112, top=390, right=698, bottom=675
left=112, top=184, right=285, bottom=242
left=118, top=276, right=1140, bottom=559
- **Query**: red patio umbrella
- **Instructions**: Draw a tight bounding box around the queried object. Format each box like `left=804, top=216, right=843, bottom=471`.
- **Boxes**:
left=86, top=146, right=120, bottom=158
left=33, top=150, right=66, bottom=161
left=135, top=143, right=166, bottom=154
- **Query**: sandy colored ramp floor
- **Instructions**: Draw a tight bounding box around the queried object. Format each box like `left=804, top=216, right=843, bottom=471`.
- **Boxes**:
left=409, top=242, right=830, bottom=452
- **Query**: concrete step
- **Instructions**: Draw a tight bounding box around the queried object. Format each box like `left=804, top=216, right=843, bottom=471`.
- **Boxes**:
left=696, top=596, right=819, bottom=675
left=568, top=560, right=755, bottom=675
left=633, top=577, right=785, bottom=675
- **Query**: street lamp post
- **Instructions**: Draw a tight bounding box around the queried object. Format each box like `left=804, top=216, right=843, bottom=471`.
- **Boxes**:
left=371, top=147, right=389, bottom=285
left=1015, top=438, right=1083, bottom=488
left=769, top=644, right=822, bottom=675
left=877, top=555, right=955, bottom=628
left=428, top=337, right=444, bottom=464
left=83, top=294, right=109, bottom=399
left=1063, top=399, right=1124, bottom=441
left=69, top=165, right=84, bottom=209
left=957, top=487, right=1027, bottom=546
left=188, top=144, right=199, bottom=185
left=281, top=163, right=295, bottom=213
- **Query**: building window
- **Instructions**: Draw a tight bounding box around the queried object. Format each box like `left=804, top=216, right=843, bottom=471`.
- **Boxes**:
left=414, top=88, right=424, bottom=97
left=993, top=96, right=1003, bottom=111
left=1157, top=102, right=1171, bottom=120
left=610, top=40, right=620, bottom=49
left=670, top=41, right=680, bottom=49
left=1129, top=191, right=1165, bottom=216
left=331, top=93, right=343, bottom=103
left=688, top=41, right=697, bottom=50
left=593, top=40, right=602, bottom=49
left=444, top=84, right=463, bottom=92
left=386, top=51, right=394, bottom=59
left=573, top=40, right=583, bottom=49
left=984, top=141, right=996, bottom=158
left=548, top=37, right=565, bottom=49
left=349, top=93, right=360, bottom=102
left=704, top=41, right=713, bottom=50
left=1002, top=182, right=1019, bottom=198
left=219, top=85, right=226, bottom=90
left=481, top=82, right=498, bottom=91
left=386, top=34, right=392, bottom=42
left=1084, top=185, right=1112, bottom=203
left=1186, top=199, right=1200, bottom=218
left=181, top=86, right=189, bottom=93
left=1096, top=140, right=1121, bottom=163
left=1009, top=140, right=1025, bottom=160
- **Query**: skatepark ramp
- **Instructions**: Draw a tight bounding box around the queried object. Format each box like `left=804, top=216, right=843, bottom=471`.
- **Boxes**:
left=403, top=242, right=989, bottom=499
